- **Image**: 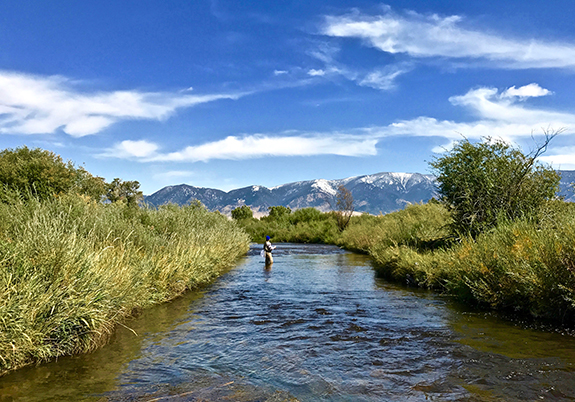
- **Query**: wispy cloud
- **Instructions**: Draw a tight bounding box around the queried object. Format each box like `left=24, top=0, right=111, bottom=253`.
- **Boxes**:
left=307, top=69, right=327, bottom=77
left=0, top=71, right=243, bottom=137
left=104, top=133, right=378, bottom=162
left=539, top=146, right=575, bottom=169
left=358, top=64, right=412, bottom=90
left=321, top=9, right=575, bottom=69
left=500, top=83, right=552, bottom=99
left=103, top=83, right=573, bottom=167
left=102, top=140, right=160, bottom=159
left=306, top=41, right=410, bottom=91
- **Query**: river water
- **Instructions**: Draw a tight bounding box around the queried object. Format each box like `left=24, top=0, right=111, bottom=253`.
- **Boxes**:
left=2, top=244, right=575, bottom=401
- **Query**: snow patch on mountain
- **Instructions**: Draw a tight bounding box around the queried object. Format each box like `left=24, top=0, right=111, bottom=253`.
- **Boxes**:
left=312, top=179, right=337, bottom=196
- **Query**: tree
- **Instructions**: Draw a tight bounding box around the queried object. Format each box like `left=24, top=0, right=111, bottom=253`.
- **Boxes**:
left=335, top=185, right=354, bottom=231
left=106, top=178, right=143, bottom=207
left=265, top=205, right=291, bottom=221
left=0, top=146, right=106, bottom=201
left=429, top=134, right=560, bottom=237
left=231, top=205, right=253, bottom=220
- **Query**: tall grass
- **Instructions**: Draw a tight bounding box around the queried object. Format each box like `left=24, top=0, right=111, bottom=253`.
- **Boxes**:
left=370, top=201, right=575, bottom=325
left=0, top=195, right=250, bottom=375
left=340, top=201, right=452, bottom=252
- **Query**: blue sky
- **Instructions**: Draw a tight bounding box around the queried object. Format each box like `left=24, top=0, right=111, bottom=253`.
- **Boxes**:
left=1, top=0, right=575, bottom=195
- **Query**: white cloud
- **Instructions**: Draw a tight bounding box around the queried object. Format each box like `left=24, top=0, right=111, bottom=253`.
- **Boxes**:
left=105, top=133, right=377, bottom=162
left=274, top=70, right=288, bottom=76
left=500, top=83, right=552, bottom=99
left=152, top=134, right=378, bottom=162
left=539, top=147, right=575, bottom=169
left=448, top=86, right=571, bottom=125
left=104, top=83, right=573, bottom=166
left=308, top=69, right=326, bottom=77
left=103, top=140, right=159, bottom=159
left=359, top=65, right=411, bottom=90
left=0, top=71, right=243, bottom=137
left=321, top=10, right=575, bottom=69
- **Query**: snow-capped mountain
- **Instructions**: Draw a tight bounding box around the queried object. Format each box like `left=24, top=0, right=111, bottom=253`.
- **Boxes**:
left=144, top=172, right=438, bottom=215
left=144, top=170, right=575, bottom=216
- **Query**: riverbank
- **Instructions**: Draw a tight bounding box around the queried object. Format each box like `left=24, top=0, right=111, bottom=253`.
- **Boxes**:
left=370, top=201, right=575, bottom=325
left=0, top=195, right=250, bottom=376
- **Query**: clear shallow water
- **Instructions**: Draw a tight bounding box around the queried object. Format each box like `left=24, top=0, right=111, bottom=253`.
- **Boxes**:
left=2, top=243, right=575, bottom=401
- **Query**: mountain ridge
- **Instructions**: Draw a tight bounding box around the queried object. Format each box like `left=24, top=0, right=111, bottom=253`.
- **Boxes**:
left=145, top=170, right=575, bottom=216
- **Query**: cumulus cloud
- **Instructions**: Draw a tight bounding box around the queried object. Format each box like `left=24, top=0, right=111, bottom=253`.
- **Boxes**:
left=500, top=83, right=552, bottom=99
left=321, top=10, right=575, bottom=69
left=0, top=71, right=243, bottom=137
left=449, top=85, right=571, bottom=125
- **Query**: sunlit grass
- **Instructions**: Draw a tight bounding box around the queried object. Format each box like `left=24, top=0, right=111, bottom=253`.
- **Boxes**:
left=0, top=195, right=250, bottom=375
left=370, top=201, right=575, bottom=324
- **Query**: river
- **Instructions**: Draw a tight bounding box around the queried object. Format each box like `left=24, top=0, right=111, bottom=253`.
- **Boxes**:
left=1, top=243, right=575, bottom=401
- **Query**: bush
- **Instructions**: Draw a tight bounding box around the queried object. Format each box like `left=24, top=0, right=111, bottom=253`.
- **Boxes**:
left=0, top=146, right=106, bottom=202
left=430, top=136, right=560, bottom=237
left=370, top=203, right=575, bottom=325
left=231, top=205, right=253, bottom=220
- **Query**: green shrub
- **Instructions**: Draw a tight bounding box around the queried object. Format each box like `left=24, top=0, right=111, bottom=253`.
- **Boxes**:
left=0, top=146, right=106, bottom=202
left=430, top=137, right=560, bottom=237
left=231, top=205, right=253, bottom=220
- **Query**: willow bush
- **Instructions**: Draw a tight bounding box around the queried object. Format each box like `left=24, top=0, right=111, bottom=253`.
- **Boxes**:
left=0, top=194, right=250, bottom=375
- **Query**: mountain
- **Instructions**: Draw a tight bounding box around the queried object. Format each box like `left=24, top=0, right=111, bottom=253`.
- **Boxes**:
left=144, top=172, right=438, bottom=215
left=144, top=170, right=575, bottom=216
left=559, top=170, right=575, bottom=202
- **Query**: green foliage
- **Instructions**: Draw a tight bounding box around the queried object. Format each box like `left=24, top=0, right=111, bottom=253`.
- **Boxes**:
left=341, top=202, right=452, bottom=252
left=430, top=137, right=560, bottom=237
left=290, top=207, right=324, bottom=224
left=264, top=205, right=292, bottom=222
left=370, top=200, right=575, bottom=325
left=0, top=194, right=250, bottom=375
left=237, top=206, right=339, bottom=244
left=231, top=205, right=253, bottom=220
left=0, top=146, right=106, bottom=202
left=106, top=178, right=143, bottom=207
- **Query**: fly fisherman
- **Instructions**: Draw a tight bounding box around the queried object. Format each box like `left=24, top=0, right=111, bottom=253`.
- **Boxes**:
left=263, top=235, right=275, bottom=266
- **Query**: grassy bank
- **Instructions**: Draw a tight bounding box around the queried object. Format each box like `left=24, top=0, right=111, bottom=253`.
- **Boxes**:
left=0, top=195, right=250, bottom=376
left=371, top=201, right=575, bottom=325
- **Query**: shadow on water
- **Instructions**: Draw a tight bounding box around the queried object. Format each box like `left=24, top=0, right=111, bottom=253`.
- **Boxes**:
left=2, top=243, right=575, bottom=401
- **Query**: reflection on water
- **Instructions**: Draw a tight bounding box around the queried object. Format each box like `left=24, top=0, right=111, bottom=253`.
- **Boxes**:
left=1, top=243, right=575, bottom=401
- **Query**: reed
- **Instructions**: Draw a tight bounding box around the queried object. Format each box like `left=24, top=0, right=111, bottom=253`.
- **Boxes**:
left=0, top=195, right=250, bottom=375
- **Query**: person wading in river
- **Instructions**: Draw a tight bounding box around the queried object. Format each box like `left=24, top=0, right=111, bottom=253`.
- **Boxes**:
left=263, top=235, right=275, bottom=266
